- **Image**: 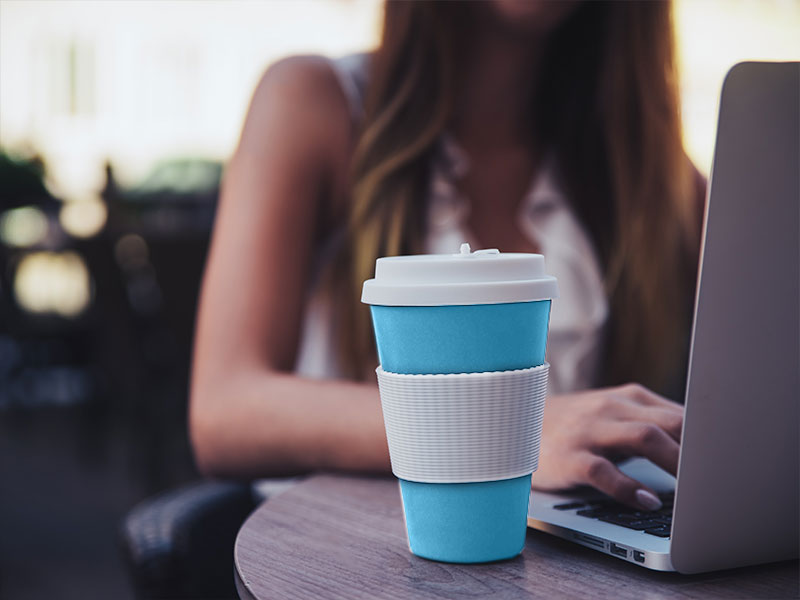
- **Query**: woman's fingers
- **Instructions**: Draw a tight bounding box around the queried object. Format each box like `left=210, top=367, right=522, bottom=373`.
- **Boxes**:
left=579, top=453, right=664, bottom=511
left=615, top=383, right=683, bottom=413
left=613, top=403, right=684, bottom=443
left=590, top=421, right=681, bottom=476
left=536, top=385, right=684, bottom=503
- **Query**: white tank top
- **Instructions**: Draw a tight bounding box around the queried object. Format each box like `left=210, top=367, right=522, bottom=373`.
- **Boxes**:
left=293, top=54, right=609, bottom=395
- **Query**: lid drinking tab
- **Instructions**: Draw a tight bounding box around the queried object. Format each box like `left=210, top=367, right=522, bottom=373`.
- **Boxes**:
left=453, top=244, right=499, bottom=258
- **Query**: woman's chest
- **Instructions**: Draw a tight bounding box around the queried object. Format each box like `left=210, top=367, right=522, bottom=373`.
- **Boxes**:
left=454, top=148, right=541, bottom=253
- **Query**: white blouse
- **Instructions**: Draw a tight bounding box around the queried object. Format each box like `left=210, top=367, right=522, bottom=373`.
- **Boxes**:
left=293, top=55, right=609, bottom=395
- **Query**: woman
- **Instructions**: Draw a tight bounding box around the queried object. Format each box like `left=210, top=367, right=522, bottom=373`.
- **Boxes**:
left=190, top=0, right=704, bottom=512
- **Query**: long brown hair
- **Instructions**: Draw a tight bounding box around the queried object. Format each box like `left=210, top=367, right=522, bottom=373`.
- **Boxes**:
left=330, top=1, right=701, bottom=396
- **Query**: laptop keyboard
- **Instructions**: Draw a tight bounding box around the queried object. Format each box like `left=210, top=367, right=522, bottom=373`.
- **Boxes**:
left=553, top=491, right=674, bottom=538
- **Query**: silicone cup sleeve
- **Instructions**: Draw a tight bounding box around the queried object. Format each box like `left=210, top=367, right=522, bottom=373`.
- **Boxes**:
left=376, top=364, right=550, bottom=484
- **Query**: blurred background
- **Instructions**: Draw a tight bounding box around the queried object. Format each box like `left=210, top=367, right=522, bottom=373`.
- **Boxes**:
left=0, top=1, right=797, bottom=598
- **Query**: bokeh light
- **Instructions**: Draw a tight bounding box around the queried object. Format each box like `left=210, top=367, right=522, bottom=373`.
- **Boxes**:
left=0, top=206, right=49, bottom=247
left=14, top=251, right=92, bottom=317
left=59, top=198, right=107, bottom=238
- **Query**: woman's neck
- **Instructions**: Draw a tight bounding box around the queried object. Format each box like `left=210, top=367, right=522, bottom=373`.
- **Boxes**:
left=451, top=23, right=543, bottom=152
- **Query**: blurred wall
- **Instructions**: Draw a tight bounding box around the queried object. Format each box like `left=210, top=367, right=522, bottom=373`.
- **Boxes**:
left=0, top=0, right=381, bottom=203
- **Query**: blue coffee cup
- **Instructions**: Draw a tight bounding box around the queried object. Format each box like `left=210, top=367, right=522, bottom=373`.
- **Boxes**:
left=362, top=244, right=557, bottom=563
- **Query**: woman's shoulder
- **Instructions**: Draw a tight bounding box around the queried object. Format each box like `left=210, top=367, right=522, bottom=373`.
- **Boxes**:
left=237, top=55, right=357, bottom=203
left=246, top=54, right=353, bottom=139
left=249, top=53, right=368, bottom=128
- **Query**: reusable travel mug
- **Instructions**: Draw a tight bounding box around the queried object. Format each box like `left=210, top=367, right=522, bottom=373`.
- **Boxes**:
left=361, top=243, right=558, bottom=563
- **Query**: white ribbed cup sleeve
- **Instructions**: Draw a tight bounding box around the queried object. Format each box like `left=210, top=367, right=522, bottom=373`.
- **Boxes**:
left=376, top=364, right=549, bottom=484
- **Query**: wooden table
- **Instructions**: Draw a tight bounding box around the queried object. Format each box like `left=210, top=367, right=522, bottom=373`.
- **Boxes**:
left=234, top=475, right=798, bottom=599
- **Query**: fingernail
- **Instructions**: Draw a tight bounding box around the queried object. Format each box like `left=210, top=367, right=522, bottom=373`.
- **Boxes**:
left=635, top=489, right=663, bottom=511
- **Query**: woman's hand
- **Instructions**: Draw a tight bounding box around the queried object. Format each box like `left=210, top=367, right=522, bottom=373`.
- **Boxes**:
left=533, top=383, right=683, bottom=511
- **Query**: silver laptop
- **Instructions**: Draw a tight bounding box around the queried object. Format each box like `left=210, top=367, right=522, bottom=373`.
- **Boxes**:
left=527, top=61, right=800, bottom=574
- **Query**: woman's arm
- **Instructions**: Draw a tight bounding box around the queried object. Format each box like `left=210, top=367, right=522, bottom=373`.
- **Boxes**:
left=189, top=56, right=389, bottom=480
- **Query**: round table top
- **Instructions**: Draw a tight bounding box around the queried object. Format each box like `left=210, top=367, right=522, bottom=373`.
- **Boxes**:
left=234, top=474, right=798, bottom=600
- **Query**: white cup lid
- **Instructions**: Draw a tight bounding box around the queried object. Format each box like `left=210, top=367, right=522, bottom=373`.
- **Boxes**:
left=361, top=243, right=559, bottom=306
